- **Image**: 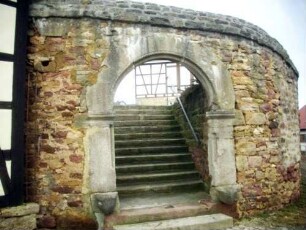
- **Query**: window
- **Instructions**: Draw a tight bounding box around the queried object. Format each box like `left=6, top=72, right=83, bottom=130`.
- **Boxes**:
left=0, top=0, right=29, bottom=207
left=301, top=133, right=306, bottom=143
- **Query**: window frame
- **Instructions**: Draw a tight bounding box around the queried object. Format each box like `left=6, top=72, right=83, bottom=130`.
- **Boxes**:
left=0, top=0, right=29, bottom=207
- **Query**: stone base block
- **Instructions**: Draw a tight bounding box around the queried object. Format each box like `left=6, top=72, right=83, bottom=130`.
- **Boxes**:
left=0, top=203, right=39, bottom=230
left=210, top=185, right=240, bottom=205
left=91, top=192, right=119, bottom=215
left=0, top=214, right=36, bottom=230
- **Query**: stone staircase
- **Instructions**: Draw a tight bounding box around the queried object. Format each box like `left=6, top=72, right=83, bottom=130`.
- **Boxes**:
left=111, top=105, right=234, bottom=230
left=114, top=105, right=203, bottom=195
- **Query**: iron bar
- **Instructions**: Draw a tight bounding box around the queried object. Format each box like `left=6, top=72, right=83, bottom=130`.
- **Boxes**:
left=177, top=96, right=200, bottom=145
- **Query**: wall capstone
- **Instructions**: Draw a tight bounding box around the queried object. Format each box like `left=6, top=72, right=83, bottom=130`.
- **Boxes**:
left=29, top=0, right=298, bottom=77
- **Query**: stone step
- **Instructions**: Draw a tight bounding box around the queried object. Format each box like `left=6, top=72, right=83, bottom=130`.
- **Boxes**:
left=115, top=114, right=175, bottom=121
left=115, top=153, right=192, bottom=165
left=115, top=132, right=182, bottom=140
left=114, top=120, right=177, bottom=127
left=112, top=214, right=233, bottom=230
left=116, top=162, right=195, bottom=174
left=117, top=180, right=204, bottom=194
left=114, top=106, right=172, bottom=115
left=115, top=145, right=188, bottom=155
left=113, top=105, right=204, bottom=200
left=117, top=170, right=200, bottom=185
left=115, top=109, right=173, bottom=115
left=114, top=125, right=181, bottom=133
left=115, top=105, right=171, bottom=110
left=115, top=138, right=186, bottom=148
left=105, top=199, right=217, bottom=228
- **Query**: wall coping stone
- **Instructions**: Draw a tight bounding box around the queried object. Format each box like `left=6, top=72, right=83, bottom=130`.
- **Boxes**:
left=29, top=0, right=298, bottom=77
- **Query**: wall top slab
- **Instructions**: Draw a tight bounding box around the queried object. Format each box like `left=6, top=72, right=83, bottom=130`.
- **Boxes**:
left=29, top=0, right=298, bottom=76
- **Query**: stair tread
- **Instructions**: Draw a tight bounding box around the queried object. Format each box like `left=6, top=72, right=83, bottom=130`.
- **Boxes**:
left=113, top=213, right=233, bottom=230
left=115, top=121, right=177, bottom=127
left=116, top=146, right=189, bottom=156
left=115, top=126, right=180, bottom=130
left=116, top=180, right=204, bottom=195
left=117, top=179, right=203, bottom=190
left=115, top=105, right=171, bottom=109
left=114, top=125, right=181, bottom=133
left=115, top=138, right=185, bottom=144
left=116, top=138, right=185, bottom=141
left=115, top=131, right=182, bottom=136
left=105, top=193, right=217, bottom=227
left=115, top=131, right=182, bottom=135
left=116, top=145, right=187, bottom=150
left=115, top=114, right=174, bottom=119
left=115, top=125, right=179, bottom=127
left=115, top=153, right=192, bottom=165
left=115, top=120, right=174, bottom=123
left=117, top=177, right=202, bottom=188
left=116, top=162, right=194, bottom=169
left=115, top=132, right=183, bottom=140
left=115, top=111, right=173, bottom=115
left=116, top=153, right=190, bottom=159
left=117, top=170, right=199, bottom=180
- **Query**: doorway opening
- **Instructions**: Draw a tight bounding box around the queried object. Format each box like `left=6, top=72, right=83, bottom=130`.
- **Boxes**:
left=115, top=60, right=198, bottom=106
left=113, top=59, right=211, bottom=210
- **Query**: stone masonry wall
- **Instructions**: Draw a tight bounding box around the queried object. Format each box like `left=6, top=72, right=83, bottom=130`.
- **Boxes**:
left=0, top=203, right=39, bottom=230
left=27, top=0, right=300, bottom=224
left=223, top=39, right=301, bottom=216
left=173, top=85, right=210, bottom=188
left=26, top=21, right=103, bottom=229
left=174, top=84, right=207, bottom=146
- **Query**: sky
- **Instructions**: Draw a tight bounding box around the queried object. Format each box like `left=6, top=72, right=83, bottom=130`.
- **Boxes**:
left=119, top=0, right=306, bottom=108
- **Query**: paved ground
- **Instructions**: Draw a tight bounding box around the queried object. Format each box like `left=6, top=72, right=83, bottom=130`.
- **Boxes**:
left=227, top=227, right=305, bottom=230
left=226, top=154, right=306, bottom=230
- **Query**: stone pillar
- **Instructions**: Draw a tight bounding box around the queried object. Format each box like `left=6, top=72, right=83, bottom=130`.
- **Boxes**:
left=206, top=110, right=239, bottom=205
left=84, top=115, right=119, bottom=229
left=85, top=117, right=116, bottom=193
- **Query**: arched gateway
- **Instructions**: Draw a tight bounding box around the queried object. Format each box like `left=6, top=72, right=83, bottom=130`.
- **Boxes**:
left=26, top=0, right=301, bottom=228
left=85, top=33, right=238, bottom=220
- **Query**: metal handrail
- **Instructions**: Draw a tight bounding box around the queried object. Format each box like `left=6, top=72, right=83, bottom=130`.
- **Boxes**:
left=176, top=96, right=200, bottom=146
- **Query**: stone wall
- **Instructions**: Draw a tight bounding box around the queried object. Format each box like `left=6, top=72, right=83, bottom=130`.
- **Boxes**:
left=173, top=38, right=300, bottom=216
left=174, top=84, right=206, bottom=146
left=26, top=22, right=99, bottom=229
left=222, top=40, right=300, bottom=216
left=0, top=203, right=39, bottom=230
left=29, top=0, right=297, bottom=75
left=26, top=0, right=301, bottom=225
left=173, top=85, right=210, bottom=188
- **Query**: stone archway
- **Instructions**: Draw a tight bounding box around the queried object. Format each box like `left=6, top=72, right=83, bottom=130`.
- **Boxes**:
left=85, top=32, right=238, bottom=217
left=27, top=1, right=301, bottom=226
